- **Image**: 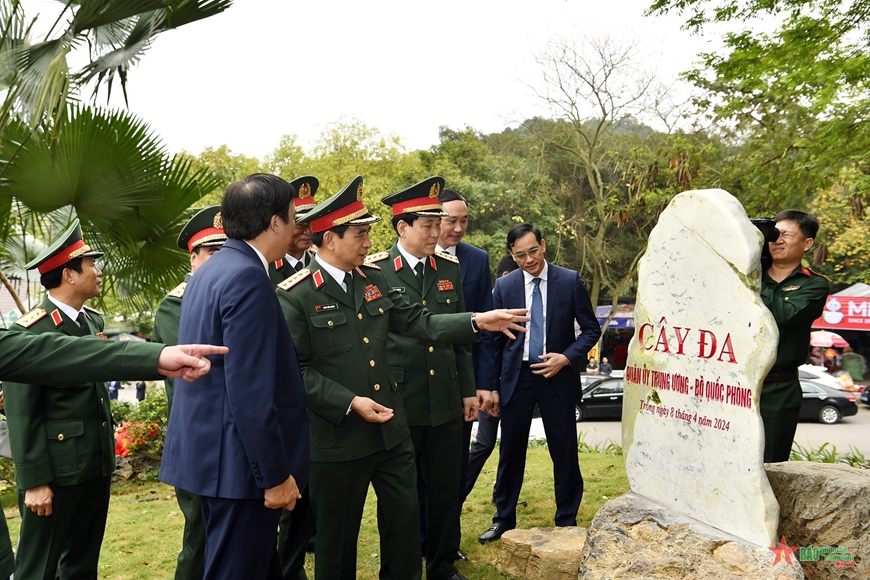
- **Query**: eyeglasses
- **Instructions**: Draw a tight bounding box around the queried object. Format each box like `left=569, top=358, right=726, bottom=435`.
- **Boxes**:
left=512, top=246, right=541, bottom=261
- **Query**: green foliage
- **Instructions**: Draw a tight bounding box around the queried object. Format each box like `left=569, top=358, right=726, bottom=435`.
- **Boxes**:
left=790, top=441, right=869, bottom=469
left=115, top=383, right=168, bottom=459
left=809, top=174, right=870, bottom=288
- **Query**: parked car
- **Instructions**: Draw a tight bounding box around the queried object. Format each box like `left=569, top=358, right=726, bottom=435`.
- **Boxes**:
left=576, top=376, right=624, bottom=422
left=798, top=364, right=860, bottom=392
left=861, top=387, right=870, bottom=407
left=799, top=380, right=858, bottom=425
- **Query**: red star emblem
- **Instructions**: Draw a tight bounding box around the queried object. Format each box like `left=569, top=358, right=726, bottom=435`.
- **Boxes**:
left=768, top=536, right=796, bottom=565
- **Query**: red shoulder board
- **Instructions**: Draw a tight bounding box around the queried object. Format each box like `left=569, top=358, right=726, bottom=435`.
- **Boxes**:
left=429, top=255, right=438, bottom=271
left=313, top=270, right=325, bottom=289
left=806, top=267, right=830, bottom=281
left=393, top=256, right=403, bottom=272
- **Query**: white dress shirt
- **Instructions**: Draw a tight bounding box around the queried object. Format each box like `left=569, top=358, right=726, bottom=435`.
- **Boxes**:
left=316, top=256, right=351, bottom=292
left=522, top=262, right=548, bottom=361
left=435, top=243, right=456, bottom=256
left=397, top=240, right=427, bottom=273
left=286, top=253, right=306, bottom=269
left=244, top=241, right=269, bottom=273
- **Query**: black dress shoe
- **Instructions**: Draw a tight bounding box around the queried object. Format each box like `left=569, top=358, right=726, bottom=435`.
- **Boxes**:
left=478, top=524, right=509, bottom=544
left=452, top=548, right=468, bottom=562
left=446, top=573, right=469, bottom=580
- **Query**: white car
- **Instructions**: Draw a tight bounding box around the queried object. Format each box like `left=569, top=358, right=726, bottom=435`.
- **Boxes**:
left=798, top=364, right=857, bottom=392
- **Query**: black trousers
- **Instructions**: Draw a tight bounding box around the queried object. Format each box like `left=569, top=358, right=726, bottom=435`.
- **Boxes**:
left=200, top=495, right=281, bottom=580
left=493, top=367, right=583, bottom=529
left=463, top=410, right=500, bottom=501
left=760, top=378, right=801, bottom=462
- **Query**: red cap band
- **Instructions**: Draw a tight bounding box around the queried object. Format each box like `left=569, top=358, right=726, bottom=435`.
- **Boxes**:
left=309, top=201, right=367, bottom=233
left=187, top=227, right=225, bottom=252
left=37, top=240, right=87, bottom=274
left=391, top=198, right=442, bottom=216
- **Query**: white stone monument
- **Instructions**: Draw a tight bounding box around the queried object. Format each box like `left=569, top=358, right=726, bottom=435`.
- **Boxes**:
left=622, top=189, right=780, bottom=547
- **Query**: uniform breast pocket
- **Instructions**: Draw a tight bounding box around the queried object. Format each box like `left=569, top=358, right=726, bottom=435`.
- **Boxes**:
left=310, top=311, right=352, bottom=356
left=364, top=298, right=393, bottom=341
left=44, top=419, right=85, bottom=474
left=435, top=290, right=459, bottom=308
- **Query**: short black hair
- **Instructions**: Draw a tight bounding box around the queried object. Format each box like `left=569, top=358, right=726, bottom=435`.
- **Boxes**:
left=438, top=189, right=466, bottom=205
left=40, top=257, right=83, bottom=290
left=390, top=213, right=421, bottom=234
left=774, top=210, right=819, bottom=239
left=506, top=223, right=542, bottom=252
left=496, top=254, right=519, bottom=277
left=311, top=225, right=349, bottom=247
left=222, top=174, right=296, bottom=240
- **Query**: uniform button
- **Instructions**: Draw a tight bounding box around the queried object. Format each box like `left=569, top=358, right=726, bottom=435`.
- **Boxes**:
left=370, top=360, right=376, bottom=367
left=102, top=422, right=108, bottom=428
left=374, top=384, right=381, bottom=391
left=57, top=434, right=64, bottom=441
left=358, top=313, right=363, bottom=320
left=363, top=337, right=370, bottom=344
left=446, top=298, right=451, bottom=304
left=784, top=297, right=789, bottom=301
left=378, top=307, right=384, bottom=314
left=100, top=398, right=104, bottom=404
left=328, top=320, right=334, bottom=327
left=422, top=300, right=427, bottom=306
left=430, top=369, right=435, bottom=376
left=428, top=346, right=434, bottom=352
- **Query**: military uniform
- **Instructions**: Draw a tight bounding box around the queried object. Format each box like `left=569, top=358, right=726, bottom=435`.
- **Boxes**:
left=277, top=176, right=480, bottom=580
left=377, top=178, right=476, bottom=580
left=760, top=266, right=829, bottom=462
left=268, top=176, right=319, bottom=290
left=153, top=206, right=226, bottom=580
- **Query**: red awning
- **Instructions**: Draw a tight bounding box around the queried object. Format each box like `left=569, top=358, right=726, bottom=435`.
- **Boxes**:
left=813, top=295, right=870, bottom=331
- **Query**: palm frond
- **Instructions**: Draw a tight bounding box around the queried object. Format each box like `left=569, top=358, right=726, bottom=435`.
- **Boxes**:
left=163, top=0, right=233, bottom=29
left=71, top=0, right=168, bottom=35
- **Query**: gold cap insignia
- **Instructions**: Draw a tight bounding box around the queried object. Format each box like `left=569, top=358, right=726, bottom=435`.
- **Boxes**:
left=356, top=183, right=364, bottom=201
left=214, top=212, right=223, bottom=229
left=429, top=183, right=440, bottom=198
left=299, top=183, right=311, bottom=199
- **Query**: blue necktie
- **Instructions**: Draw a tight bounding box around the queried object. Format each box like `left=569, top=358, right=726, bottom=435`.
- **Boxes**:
left=529, top=278, right=543, bottom=363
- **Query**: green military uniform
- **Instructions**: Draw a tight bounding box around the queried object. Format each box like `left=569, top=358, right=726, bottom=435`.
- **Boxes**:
left=269, top=176, right=319, bottom=290
left=277, top=176, right=480, bottom=580
left=153, top=206, right=225, bottom=580
left=0, top=329, right=164, bottom=579
left=377, top=177, right=476, bottom=580
left=760, top=265, right=829, bottom=462
left=269, top=250, right=315, bottom=287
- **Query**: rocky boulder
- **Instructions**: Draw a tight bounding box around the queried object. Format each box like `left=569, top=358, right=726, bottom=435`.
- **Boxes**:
left=578, top=493, right=804, bottom=580
left=495, top=527, right=587, bottom=580
left=765, top=462, right=868, bottom=580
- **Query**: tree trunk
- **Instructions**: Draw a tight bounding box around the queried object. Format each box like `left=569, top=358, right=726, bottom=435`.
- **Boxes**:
left=0, top=267, right=27, bottom=315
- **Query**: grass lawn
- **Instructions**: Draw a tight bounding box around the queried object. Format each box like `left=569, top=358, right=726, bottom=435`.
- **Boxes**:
left=2, top=448, right=628, bottom=579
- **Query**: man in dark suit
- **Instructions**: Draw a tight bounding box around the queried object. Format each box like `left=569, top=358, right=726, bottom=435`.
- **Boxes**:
left=153, top=205, right=226, bottom=580
left=160, top=174, right=309, bottom=580
left=478, top=223, right=601, bottom=543
left=435, top=189, right=495, bottom=561
left=269, top=176, right=318, bottom=286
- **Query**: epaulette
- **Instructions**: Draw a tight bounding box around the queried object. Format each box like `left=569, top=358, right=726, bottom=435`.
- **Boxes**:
left=83, top=305, right=103, bottom=316
left=15, top=308, right=47, bottom=328
left=167, top=282, right=187, bottom=299
left=278, top=268, right=311, bottom=291
left=365, top=251, right=390, bottom=264
left=435, top=251, right=459, bottom=264
left=801, top=266, right=831, bottom=281
left=360, top=261, right=381, bottom=270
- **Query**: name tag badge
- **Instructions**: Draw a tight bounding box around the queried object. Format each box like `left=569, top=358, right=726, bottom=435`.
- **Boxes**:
left=392, top=287, right=406, bottom=293
left=782, top=285, right=801, bottom=291
left=315, top=303, right=338, bottom=311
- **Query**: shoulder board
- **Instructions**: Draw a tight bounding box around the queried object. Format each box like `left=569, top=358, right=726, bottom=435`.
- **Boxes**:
left=435, top=251, right=459, bottom=264
left=365, top=251, right=390, bottom=264
left=360, top=261, right=381, bottom=270
left=15, top=307, right=47, bottom=328
left=167, top=282, right=187, bottom=298
left=809, top=268, right=830, bottom=281
left=801, top=266, right=830, bottom=281
left=83, top=305, right=103, bottom=316
left=278, top=268, right=311, bottom=291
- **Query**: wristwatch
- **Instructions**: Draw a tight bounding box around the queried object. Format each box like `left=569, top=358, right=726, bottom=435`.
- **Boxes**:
left=471, top=312, right=480, bottom=332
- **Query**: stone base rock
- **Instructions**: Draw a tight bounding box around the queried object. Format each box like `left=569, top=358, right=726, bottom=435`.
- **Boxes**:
left=766, top=462, right=868, bottom=580
left=495, top=527, right=587, bottom=580
left=579, top=493, right=804, bottom=580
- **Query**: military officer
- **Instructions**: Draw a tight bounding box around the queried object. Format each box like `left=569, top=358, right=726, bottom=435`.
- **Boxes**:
left=276, top=175, right=528, bottom=580
left=153, top=206, right=226, bottom=580
left=760, top=210, right=829, bottom=462
left=5, top=220, right=117, bottom=579
left=269, top=176, right=319, bottom=286
left=371, top=177, right=477, bottom=580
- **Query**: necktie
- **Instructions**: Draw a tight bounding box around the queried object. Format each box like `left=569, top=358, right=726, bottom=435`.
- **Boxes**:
left=293, top=261, right=304, bottom=273
left=529, top=278, right=544, bottom=363
left=344, top=272, right=353, bottom=294
left=414, top=262, right=425, bottom=288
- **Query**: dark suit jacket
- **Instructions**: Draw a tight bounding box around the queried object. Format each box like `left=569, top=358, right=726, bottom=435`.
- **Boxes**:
left=454, top=242, right=495, bottom=391
left=160, top=239, right=309, bottom=499
left=492, top=263, right=601, bottom=405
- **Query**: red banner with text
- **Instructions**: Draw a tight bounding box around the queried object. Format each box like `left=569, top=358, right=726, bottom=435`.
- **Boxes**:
left=813, top=295, right=870, bottom=331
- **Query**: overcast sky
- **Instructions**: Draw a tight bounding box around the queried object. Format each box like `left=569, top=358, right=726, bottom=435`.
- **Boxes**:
left=30, top=0, right=729, bottom=157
